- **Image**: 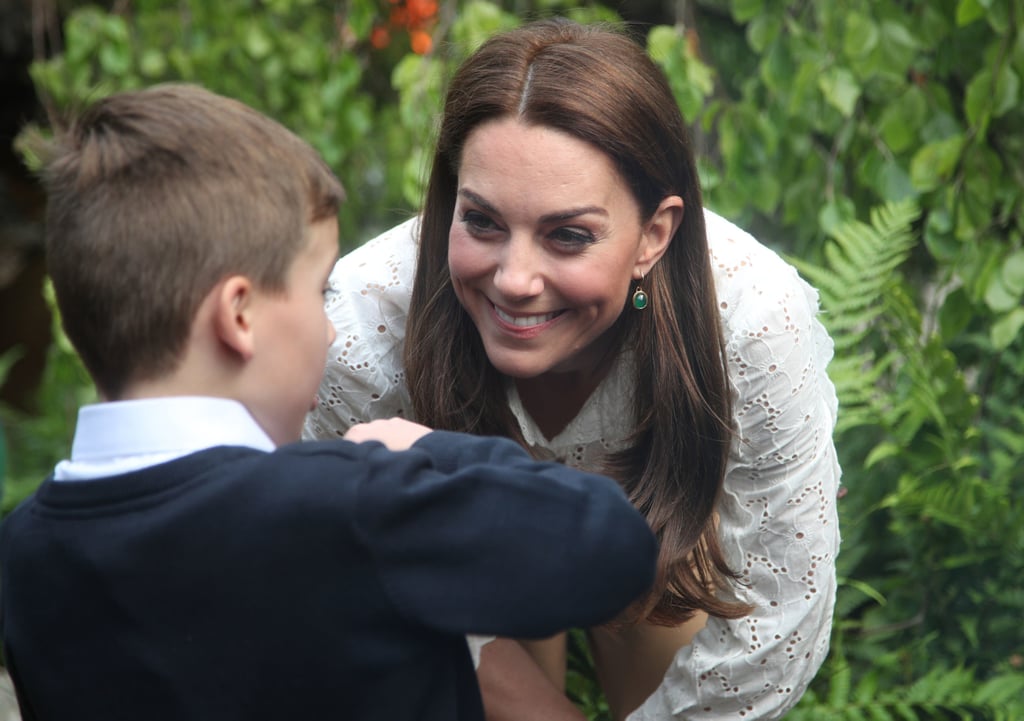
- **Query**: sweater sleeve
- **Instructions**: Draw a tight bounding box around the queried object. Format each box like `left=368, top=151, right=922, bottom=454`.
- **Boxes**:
left=350, top=431, right=659, bottom=640
left=629, top=212, right=841, bottom=720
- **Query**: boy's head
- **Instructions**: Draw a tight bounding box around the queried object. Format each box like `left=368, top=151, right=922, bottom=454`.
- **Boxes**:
left=42, top=83, right=344, bottom=441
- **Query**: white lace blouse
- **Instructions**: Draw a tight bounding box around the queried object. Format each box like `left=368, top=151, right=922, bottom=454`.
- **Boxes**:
left=304, top=209, right=841, bottom=720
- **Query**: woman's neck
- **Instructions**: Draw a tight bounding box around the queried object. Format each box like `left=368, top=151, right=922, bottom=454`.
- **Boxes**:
left=510, top=319, right=629, bottom=441
left=514, top=360, right=612, bottom=441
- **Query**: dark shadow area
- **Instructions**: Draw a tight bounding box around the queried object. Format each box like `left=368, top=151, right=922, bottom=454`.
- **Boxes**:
left=0, top=0, right=51, bottom=414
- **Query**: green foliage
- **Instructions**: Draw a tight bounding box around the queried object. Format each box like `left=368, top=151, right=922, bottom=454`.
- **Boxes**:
left=791, top=657, right=1024, bottom=720
left=788, top=201, right=1024, bottom=718
left=788, top=200, right=922, bottom=434
left=24, top=0, right=411, bottom=247
left=644, top=1, right=1024, bottom=714
left=0, top=281, right=95, bottom=516
left=566, top=629, right=611, bottom=721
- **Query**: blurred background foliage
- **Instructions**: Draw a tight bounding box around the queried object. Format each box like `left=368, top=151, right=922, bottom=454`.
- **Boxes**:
left=1, top=0, right=1022, bottom=718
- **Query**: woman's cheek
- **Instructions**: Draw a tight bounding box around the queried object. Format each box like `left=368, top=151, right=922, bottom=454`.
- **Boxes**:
left=447, top=231, right=475, bottom=306
left=448, top=232, right=488, bottom=283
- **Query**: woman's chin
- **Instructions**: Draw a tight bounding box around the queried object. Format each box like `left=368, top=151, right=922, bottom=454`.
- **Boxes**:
left=485, top=355, right=551, bottom=381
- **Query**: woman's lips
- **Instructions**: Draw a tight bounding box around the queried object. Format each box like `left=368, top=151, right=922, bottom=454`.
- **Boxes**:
left=493, top=304, right=562, bottom=328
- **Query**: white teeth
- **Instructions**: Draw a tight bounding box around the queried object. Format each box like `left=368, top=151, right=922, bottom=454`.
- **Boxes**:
left=494, top=306, right=558, bottom=327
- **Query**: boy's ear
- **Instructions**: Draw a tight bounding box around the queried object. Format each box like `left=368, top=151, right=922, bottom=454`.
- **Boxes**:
left=635, top=195, right=683, bottom=277
left=213, top=275, right=256, bottom=361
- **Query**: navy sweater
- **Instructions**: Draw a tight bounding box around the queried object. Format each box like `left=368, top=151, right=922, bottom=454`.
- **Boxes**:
left=0, top=431, right=656, bottom=721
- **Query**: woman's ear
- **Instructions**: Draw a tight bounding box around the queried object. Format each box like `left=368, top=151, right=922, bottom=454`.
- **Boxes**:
left=635, top=195, right=684, bottom=278
left=213, top=275, right=256, bottom=362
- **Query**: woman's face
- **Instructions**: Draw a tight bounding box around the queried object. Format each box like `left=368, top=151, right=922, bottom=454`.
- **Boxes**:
left=448, top=117, right=677, bottom=380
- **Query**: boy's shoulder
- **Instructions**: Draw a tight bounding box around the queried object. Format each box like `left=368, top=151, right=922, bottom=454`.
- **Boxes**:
left=1, top=443, right=365, bottom=527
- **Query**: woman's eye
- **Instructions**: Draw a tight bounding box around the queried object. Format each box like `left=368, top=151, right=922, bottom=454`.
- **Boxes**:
left=552, top=227, right=595, bottom=249
left=461, top=210, right=499, bottom=234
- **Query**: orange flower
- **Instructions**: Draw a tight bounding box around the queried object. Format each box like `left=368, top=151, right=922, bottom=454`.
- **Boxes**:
left=406, top=0, right=437, bottom=23
left=370, top=25, right=390, bottom=49
left=410, top=28, right=432, bottom=54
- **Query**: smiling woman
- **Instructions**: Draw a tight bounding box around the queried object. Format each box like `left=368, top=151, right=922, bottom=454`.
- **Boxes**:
left=448, top=118, right=679, bottom=402
left=305, top=17, right=841, bottom=721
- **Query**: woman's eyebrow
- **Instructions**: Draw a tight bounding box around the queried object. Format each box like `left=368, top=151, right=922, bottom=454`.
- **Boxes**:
left=458, top=188, right=607, bottom=223
left=457, top=188, right=499, bottom=214
left=539, top=206, right=607, bottom=223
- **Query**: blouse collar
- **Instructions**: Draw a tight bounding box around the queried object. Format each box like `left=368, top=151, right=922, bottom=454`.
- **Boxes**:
left=505, top=350, right=636, bottom=464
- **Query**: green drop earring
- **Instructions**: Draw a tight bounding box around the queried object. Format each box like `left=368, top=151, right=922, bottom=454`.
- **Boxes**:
left=632, top=273, right=648, bottom=310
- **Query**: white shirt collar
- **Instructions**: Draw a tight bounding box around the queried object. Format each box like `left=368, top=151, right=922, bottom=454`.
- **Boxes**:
left=53, top=397, right=275, bottom=482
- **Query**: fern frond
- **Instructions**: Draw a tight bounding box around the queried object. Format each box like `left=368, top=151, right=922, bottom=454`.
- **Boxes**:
left=788, top=199, right=920, bottom=419
left=793, top=199, right=919, bottom=315
left=793, top=664, right=1024, bottom=721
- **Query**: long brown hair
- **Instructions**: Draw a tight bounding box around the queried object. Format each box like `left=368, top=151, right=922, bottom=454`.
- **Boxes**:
left=405, top=19, right=750, bottom=624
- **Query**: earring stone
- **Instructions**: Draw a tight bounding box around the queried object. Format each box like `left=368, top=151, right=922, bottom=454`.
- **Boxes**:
left=632, top=286, right=648, bottom=310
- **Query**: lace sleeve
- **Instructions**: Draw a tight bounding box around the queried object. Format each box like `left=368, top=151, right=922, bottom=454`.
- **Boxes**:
left=303, top=218, right=419, bottom=440
left=629, top=213, right=841, bottom=720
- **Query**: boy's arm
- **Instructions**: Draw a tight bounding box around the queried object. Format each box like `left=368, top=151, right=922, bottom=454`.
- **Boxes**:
left=350, top=429, right=657, bottom=641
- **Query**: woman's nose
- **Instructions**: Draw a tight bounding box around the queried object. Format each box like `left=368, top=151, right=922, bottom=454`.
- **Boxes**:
left=493, top=237, right=544, bottom=299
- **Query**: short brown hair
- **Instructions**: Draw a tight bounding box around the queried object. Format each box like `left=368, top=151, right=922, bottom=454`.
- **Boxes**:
left=405, top=19, right=749, bottom=624
left=41, top=83, right=344, bottom=399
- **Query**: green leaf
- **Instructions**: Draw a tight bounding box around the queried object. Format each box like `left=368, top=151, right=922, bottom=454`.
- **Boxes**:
left=65, top=9, right=102, bottom=63
left=964, top=65, right=1021, bottom=130
left=955, top=0, right=987, bottom=26
left=345, top=0, right=376, bottom=39
left=288, top=43, right=320, bottom=75
left=819, top=198, right=857, bottom=237
left=244, top=23, right=273, bottom=60
left=98, top=43, right=131, bottom=76
left=924, top=210, right=959, bottom=262
left=760, top=38, right=795, bottom=94
left=843, top=12, right=879, bottom=59
left=864, top=441, right=903, bottom=468
left=985, top=1, right=1011, bottom=33
left=840, top=577, right=888, bottom=606
left=747, top=14, right=782, bottom=53
left=686, top=55, right=715, bottom=97
left=1000, top=249, right=1024, bottom=296
left=915, top=4, right=953, bottom=46
left=12, top=124, right=49, bottom=173
left=391, top=54, right=425, bottom=92
left=983, top=273, right=1021, bottom=312
left=167, top=46, right=194, bottom=78
left=818, top=67, right=861, bottom=117
left=993, top=65, right=1021, bottom=117
left=878, top=88, right=927, bottom=154
left=646, top=25, right=676, bottom=63
left=101, top=13, right=130, bottom=44
left=938, top=288, right=973, bottom=343
left=452, top=1, right=518, bottom=52
left=909, top=135, right=965, bottom=192
left=139, top=48, right=167, bottom=78
left=876, top=160, right=916, bottom=202
left=974, top=673, right=1024, bottom=706
left=565, top=5, right=621, bottom=25
left=991, top=307, right=1024, bottom=349
left=731, top=0, right=764, bottom=23
left=877, top=20, right=920, bottom=78
left=401, top=146, right=429, bottom=207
